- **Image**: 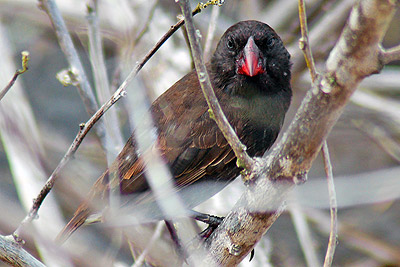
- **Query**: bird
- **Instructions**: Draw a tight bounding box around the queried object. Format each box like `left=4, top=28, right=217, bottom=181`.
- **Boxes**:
left=57, top=20, right=292, bottom=243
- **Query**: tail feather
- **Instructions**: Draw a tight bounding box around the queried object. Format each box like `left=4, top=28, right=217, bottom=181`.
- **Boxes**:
left=56, top=170, right=110, bottom=244
left=56, top=204, right=91, bottom=244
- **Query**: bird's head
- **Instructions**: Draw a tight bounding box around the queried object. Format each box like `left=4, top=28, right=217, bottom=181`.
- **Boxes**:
left=211, top=20, right=291, bottom=96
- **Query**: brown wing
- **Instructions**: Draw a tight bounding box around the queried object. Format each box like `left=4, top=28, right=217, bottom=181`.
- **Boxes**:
left=57, top=68, right=237, bottom=242
left=119, top=68, right=236, bottom=195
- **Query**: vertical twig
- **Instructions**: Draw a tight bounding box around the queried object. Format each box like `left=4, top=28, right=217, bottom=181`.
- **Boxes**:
left=289, top=203, right=320, bottom=267
left=38, top=0, right=100, bottom=117
left=321, top=142, right=338, bottom=267
left=298, top=1, right=337, bottom=266
left=203, top=5, right=220, bottom=61
left=298, top=0, right=317, bottom=82
left=86, top=0, right=124, bottom=160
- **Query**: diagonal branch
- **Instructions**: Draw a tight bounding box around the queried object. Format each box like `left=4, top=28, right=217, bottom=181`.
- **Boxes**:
left=0, top=51, right=29, bottom=101
left=203, top=0, right=398, bottom=265
left=12, top=0, right=220, bottom=244
left=177, top=0, right=254, bottom=172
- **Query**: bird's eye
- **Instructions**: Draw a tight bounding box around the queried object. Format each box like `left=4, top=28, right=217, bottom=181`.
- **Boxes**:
left=226, top=38, right=234, bottom=50
left=266, top=37, right=276, bottom=47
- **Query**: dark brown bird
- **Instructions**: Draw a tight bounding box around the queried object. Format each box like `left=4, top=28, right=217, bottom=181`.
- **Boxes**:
left=58, top=20, right=292, bottom=242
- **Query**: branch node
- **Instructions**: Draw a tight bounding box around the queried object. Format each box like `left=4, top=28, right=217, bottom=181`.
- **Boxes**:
left=207, top=108, right=215, bottom=120
left=229, top=244, right=242, bottom=256
left=11, top=233, right=25, bottom=246
left=79, top=122, right=86, bottom=131
left=320, top=73, right=336, bottom=94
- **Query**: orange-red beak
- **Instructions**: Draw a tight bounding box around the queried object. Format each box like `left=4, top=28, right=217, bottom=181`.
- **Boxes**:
left=237, top=36, right=265, bottom=77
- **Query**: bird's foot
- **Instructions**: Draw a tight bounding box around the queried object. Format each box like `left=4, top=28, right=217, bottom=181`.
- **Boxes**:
left=191, top=210, right=224, bottom=239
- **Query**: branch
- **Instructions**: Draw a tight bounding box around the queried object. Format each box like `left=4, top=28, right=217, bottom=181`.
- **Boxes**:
left=177, top=0, right=254, bottom=172
left=12, top=0, right=220, bottom=244
left=203, top=5, right=220, bottom=61
left=0, top=235, right=45, bottom=267
left=322, top=142, right=338, bottom=267
left=0, top=51, right=29, bottom=101
left=298, top=2, right=338, bottom=266
left=38, top=0, right=99, bottom=116
left=298, top=0, right=317, bottom=82
left=203, top=0, right=397, bottom=265
left=86, top=0, right=124, bottom=160
left=380, top=44, right=400, bottom=65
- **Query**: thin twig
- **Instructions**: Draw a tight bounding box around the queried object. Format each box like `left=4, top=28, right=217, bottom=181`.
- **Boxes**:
left=380, top=44, right=400, bottom=65
left=204, top=0, right=397, bottom=265
left=306, top=208, right=400, bottom=264
left=289, top=203, right=320, bottom=267
left=12, top=0, right=219, bottom=244
left=86, top=0, right=124, bottom=159
left=177, top=0, right=254, bottom=172
left=38, top=0, right=100, bottom=118
left=12, top=87, right=125, bottom=242
left=134, top=0, right=159, bottom=46
left=321, top=142, right=338, bottom=267
left=0, top=51, right=29, bottom=101
left=38, top=0, right=112, bottom=163
left=298, top=2, right=338, bottom=265
left=131, top=221, right=164, bottom=267
left=135, top=1, right=218, bottom=75
left=203, top=5, right=220, bottom=61
left=298, top=0, right=318, bottom=82
left=299, top=0, right=337, bottom=267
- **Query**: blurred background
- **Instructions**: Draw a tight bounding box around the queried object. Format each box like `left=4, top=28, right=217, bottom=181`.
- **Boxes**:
left=0, top=0, right=399, bottom=266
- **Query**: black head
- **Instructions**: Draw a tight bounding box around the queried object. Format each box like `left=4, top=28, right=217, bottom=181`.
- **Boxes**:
left=210, top=20, right=291, bottom=96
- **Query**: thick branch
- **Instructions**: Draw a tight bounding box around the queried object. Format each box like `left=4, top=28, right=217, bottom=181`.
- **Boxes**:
left=204, top=0, right=397, bottom=265
left=0, top=235, right=45, bottom=267
left=380, top=44, right=400, bottom=65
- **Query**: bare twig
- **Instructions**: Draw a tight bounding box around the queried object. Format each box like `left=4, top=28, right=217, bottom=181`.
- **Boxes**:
left=86, top=0, right=124, bottom=160
left=177, top=0, right=254, bottom=172
left=290, top=0, right=356, bottom=75
left=0, top=51, right=29, bottom=101
left=131, top=221, right=164, bottom=267
left=38, top=0, right=100, bottom=120
left=353, top=120, right=400, bottom=163
left=307, top=208, right=400, bottom=265
left=298, top=2, right=338, bottom=266
left=135, top=0, right=220, bottom=75
left=204, top=0, right=397, bottom=265
left=380, top=44, right=400, bottom=65
left=298, top=0, right=318, bottom=82
left=203, top=5, right=220, bottom=61
left=13, top=87, right=125, bottom=241
left=289, top=204, right=320, bottom=267
left=12, top=0, right=220, bottom=245
left=321, top=142, right=338, bottom=267
left=134, top=0, right=159, bottom=46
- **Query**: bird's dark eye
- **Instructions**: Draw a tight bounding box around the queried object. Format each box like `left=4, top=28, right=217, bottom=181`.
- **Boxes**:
left=226, top=38, right=234, bottom=50
left=266, top=37, right=276, bottom=47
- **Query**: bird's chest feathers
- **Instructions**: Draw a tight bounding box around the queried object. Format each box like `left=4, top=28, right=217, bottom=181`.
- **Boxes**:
left=225, top=94, right=283, bottom=131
